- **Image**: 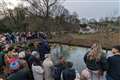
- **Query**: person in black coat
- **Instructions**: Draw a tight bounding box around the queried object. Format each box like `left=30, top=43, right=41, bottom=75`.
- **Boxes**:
left=106, top=45, right=120, bottom=80
left=62, top=61, right=76, bottom=80
left=83, top=43, right=108, bottom=80
left=52, top=56, right=66, bottom=80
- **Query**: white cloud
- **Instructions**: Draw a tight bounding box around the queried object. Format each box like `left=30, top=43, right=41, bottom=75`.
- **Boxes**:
left=4, top=0, right=21, bottom=9
left=0, top=0, right=27, bottom=9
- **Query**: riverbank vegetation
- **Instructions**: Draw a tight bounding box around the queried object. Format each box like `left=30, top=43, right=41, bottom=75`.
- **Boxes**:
left=0, top=0, right=120, bottom=49
left=0, top=0, right=120, bottom=33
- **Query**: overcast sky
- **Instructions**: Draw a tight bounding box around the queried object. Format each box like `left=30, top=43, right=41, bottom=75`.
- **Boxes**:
left=1, top=0, right=120, bottom=19
left=63, top=0, right=120, bottom=19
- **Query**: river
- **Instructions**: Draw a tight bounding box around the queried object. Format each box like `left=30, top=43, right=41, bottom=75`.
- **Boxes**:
left=51, top=44, right=112, bottom=73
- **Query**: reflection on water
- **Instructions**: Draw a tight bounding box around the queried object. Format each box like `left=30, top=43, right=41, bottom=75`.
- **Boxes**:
left=51, top=44, right=90, bottom=72
left=51, top=44, right=112, bottom=73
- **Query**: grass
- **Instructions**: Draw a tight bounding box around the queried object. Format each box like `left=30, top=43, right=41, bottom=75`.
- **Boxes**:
left=50, top=32, right=120, bottom=50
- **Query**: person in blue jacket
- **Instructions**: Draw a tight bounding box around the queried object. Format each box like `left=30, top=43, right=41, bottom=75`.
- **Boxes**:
left=39, top=34, right=50, bottom=61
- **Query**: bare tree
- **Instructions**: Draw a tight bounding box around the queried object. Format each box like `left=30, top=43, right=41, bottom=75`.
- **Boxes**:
left=24, top=0, right=65, bottom=18
left=52, top=5, right=70, bottom=24
left=23, top=0, right=65, bottom=32
left=0, top=0, right=9, bottom=17
left=0, top=0, right=27, bottom=31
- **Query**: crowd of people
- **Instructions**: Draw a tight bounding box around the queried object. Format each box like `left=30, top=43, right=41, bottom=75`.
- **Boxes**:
left=0, top=32, right=46, bottom=44
left=0, top=32, right=120, bottom=80
left=80, top=43, right=120, bottom=80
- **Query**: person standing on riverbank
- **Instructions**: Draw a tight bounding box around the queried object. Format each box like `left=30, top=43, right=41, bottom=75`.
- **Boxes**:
left=43, top=54, right=54, bottom=80
left=51, top=56, right=66, bottom=80
left=39, top=35, right=50, bottom=61
left=62, top=61, right=76, bottom=80
left=106, top=45, right=120, bottom=80
left=81, top=43, right=107, bottom=80
left=32, top=58, right=44, bottom=80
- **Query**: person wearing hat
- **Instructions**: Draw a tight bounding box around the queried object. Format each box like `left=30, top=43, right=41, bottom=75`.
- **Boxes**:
left=31, top=51, right=40, bottom=59
left=106, top=45, right=120, bottom=80
left=18, top=51, right=28, bottom=68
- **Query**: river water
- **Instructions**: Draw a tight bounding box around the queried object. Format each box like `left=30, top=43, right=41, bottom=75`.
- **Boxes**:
left=51, top=44, right=112, bottom=73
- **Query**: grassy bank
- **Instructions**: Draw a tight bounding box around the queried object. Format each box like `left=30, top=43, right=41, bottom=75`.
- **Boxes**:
left=49, top=32, right=120, bottom=50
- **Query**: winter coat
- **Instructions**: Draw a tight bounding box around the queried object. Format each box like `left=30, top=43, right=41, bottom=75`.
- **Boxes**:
left=62, top=68, right=76, bottom=80
left=32, top=64, right=44, bottom=80
left=43, top=57, right=54, bottom=80
left=84, top=52, right=108, bottom=71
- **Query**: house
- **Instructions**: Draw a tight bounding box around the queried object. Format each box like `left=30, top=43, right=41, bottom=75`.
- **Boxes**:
left=79, top=25, right=97, bottom=34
